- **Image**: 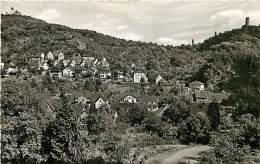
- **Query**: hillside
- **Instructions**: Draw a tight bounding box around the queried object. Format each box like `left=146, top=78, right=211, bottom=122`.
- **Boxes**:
left=1, top=14, right=260, bottom=82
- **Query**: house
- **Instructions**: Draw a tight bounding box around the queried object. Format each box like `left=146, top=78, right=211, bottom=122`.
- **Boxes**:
left=123, top=95, right=137, bottom=103
left=176, top=80, right=185, bottom=88
left=47, top=52, right=54, bottom=61
left=63, top=67, right=74, bottom=77
left=0, top=62, right=4, bottom=70
left=156, top=75, right=166, bottom=85
left=82, top=56, right=95, bottom=62
left=41, top=62, right=49, bottom=70
left=140, top=96, right=159, bottom=112
left=49, top=69, right=62, bottom=79
left=63, top=59, right=70, bottom=67
left=99, top=57, right=110, bottom=67
left=193, top=90, right=231, bottom=103
left=113, top=70, right=124, bottom=81
left=99, top=72, right=111, bottom=80
left=95, top=97, right=108, bottom=109
left=28, top=56, right=41, bottom=63
left=133, top=72, right=148, bottom=83
left=7, top=67, right=18, bottom=75
left=70, top=60, right=76, bottom=68
left=53, top=60, right=59, bottom=66
left=77, top=96, right=90, bottom=105
left=58, top=52, right=64, bottom=61
left=28, top=56, right=41, bottom=68
left=189, top=81, right=204, bottom=91
left=40, top=53, right=45, bottom=61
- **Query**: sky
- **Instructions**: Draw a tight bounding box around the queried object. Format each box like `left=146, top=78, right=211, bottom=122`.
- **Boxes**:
left=1, top=0, right=260, bottom=46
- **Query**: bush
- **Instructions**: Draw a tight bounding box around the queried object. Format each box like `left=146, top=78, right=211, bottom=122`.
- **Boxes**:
left=178, top=112, right=211, bottom=144
left=162, top=96, right=191, bottom=125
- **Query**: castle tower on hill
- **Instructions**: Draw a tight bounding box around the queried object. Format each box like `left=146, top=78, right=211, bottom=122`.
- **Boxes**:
left=245, top=17, right=250, bottom=26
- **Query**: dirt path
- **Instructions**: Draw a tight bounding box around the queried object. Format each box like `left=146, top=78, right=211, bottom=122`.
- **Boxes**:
left=161, top=145, right=212, bottom=164
left=145, top=145, right=212, bottom=164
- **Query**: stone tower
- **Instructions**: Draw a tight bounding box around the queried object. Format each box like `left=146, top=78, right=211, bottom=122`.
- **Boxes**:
left=192, top=39, right=194, bottom=45
left=245, top=17, right=250, bottom=26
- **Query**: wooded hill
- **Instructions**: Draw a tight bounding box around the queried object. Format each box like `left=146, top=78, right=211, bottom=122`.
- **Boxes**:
left=1, top=14, right=260, bottom=85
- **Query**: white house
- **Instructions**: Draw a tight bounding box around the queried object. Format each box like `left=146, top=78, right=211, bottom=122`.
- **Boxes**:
left=47, top=52, right=54, bottom=61
left=42, top=63, right=49, bottom=70
left=53, top=60, right=59, bottom=66
left=99, top=72, right=111, bottom=80
left=63, top=67, right=74, bottom=77
left=95, top=97, right=107, bottom=109
left=114, top=71, right=124, bottom=81
left=155, top=75, right=166, bottom=84
left=83, top=56, right=95, bottom=62
left=63, top=59, right=70, bottom=67
left=133, top=73, right=148, bottom=83
left=70, top=60, right=76, bottom=68
left=58, top=52, right=65, bottom=61
left=40, top=53, right=45, bottom=61
left=123, top=95, right=137, bottom=103
left=0, top=62, right=4, bottom=70
left=99, top=58, right=110, bottom=67
left=7, top=67, right=18, bottom=75
left=189, top=81, right=205, bottom=91
left=78, top=96, right=90, bottom=105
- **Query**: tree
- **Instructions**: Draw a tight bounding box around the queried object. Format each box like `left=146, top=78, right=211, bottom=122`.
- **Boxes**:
left=207, top=102, right=220, bottom=130
left=83, top=78, right=96, bottom=91
left=202, top=129, right=251, bottom=163
left=227, top=53, right=260, bottom=118
left=178, top=112, right=211, bottom=144
left=126, top=105, right=148, bottom=126
left=239, top=114, right=260, bottom=149
left=41, top=93, right=81, bottom=163
left=1, top=81, right=45, bottom=163
left=142, top=113, right=176, bottom=138
left=162, top=96, right=191, bottom=125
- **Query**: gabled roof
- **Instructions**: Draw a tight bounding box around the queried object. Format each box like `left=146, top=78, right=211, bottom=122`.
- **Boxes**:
left=189, top=81, right=204, bottom=85
left=63, top=67, right=74, bottom=71
left=123, top=95, right=137, bottom=99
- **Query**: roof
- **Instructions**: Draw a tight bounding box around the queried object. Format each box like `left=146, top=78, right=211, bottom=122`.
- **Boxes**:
left=69, top=90, right=109, bottom=103
left=194, top=91, right=231, bottom=103
left=140, top=96, right=159, bottom=103
left=123, top=95, right=137, bottom=99
left=110, top=102, right=134, bottom=110
left=189, top=81, right=204, bottom=85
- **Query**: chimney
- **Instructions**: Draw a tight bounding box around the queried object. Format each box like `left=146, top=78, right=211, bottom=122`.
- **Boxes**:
left=214, top=32, right=217, bottom=37
left=192, top=39, right=194, bottom=45
left=245, top=17, right=250, bottom=26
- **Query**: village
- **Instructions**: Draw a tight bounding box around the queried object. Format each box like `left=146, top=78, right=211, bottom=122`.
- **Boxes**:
left=0, top=50, right=231, bottom=121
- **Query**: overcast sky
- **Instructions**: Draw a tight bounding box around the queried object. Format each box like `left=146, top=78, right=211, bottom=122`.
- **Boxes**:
left=1, top=1, right=260, bottom=46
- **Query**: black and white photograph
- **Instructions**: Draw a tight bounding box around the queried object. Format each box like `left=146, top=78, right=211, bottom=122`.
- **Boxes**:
left=1, top=0, right=260, bottom=163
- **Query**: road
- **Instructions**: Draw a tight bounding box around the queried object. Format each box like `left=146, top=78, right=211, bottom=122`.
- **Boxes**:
left=146, top=145, right=212, bottom=164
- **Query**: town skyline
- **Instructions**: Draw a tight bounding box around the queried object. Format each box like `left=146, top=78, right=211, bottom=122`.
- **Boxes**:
left=1, top=1, right=260, bottom=46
